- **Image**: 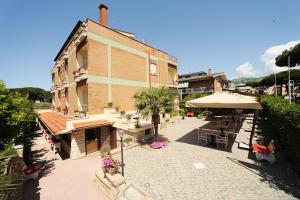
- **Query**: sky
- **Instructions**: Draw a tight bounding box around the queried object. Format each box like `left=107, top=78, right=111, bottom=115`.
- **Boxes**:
left=0, top=0, right=300, bottom=90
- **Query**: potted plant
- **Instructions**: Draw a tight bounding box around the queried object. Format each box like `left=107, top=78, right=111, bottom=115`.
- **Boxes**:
left=102, top=156, right=120, bottom=175
left=179, top=109, right=185, bottom=120
left=135, top=119, right=141, bottom=128
left=72, top=69, right=79, bottom=77
left=125, top=114, right=132, bottom=122
left=107, top=102, right=113, bottom=108
left=80, top=110, right=87, bottom=118
left=74, top=110, right=79, bottom=117
left=120, top=110, right=126, bottom=118
left=63, top=107, right=68, bottom=115
left=123, top=138, right=132, bottom=147
left=100, top=147, right=111, bottom=158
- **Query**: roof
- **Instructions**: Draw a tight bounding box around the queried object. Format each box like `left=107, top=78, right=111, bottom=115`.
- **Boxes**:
left=179, top=72, right=227, bottom=82
left=39, top=111, right=112, bottom=135
left=54, top=21, right=82, bottom=61
left=186, top=92, right=262, bottom=110
left=39, top=111, right=72, bottom=134
left=73, top=120, right=111, bottom=130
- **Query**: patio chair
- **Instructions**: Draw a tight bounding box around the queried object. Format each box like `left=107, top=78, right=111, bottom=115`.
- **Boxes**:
left=216, top=134, right=228, bottom=150
left=253, top=140, right=275, bottom=164
left=197, top=128, right=208, bottom=145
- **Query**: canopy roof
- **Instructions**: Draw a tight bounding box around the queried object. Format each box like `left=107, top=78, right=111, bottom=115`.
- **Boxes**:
left=186, top=92, right=263, bottom=110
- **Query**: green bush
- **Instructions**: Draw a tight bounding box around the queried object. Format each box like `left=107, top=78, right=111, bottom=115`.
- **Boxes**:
left=180, top=93, right=210, bottom=116
left=170, top=110, right=178, bottom=117
left=261, top=96, right=300, bottom=173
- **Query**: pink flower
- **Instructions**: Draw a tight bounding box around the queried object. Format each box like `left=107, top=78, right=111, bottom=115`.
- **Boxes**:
left=102, top=159, right=112, bottom=167
left=150, top=140, right=167, bottom=149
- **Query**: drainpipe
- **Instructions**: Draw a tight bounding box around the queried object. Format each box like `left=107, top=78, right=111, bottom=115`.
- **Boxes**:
left=148, top=51, right=152, bottom=88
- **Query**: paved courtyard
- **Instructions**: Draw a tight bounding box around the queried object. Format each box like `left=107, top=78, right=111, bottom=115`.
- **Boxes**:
left=24, top=118, right=300, bottom=200
left=23, top=135, right=108, bottom=200
left=115, top=118, right=300, bottom=200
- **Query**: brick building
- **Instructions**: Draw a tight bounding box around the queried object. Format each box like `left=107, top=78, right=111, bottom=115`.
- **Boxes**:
left=38, top=4, right=178, bottom=159
left=178, top=69, right=228, bottom=99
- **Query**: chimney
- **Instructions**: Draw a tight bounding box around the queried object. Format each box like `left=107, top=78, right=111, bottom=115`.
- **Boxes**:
left=208, top=69, right=212, bottom=76
left=99, top=4, right=108, bottom=26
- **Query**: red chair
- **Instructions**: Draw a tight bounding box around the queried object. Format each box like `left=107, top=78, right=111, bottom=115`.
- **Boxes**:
left=186, top=112, right=194, bottom=117
left=253, top=140, right=275, bottom=163
left=23, top=162, right=41, bottom=180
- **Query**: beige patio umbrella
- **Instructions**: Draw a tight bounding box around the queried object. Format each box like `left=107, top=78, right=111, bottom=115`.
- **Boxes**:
left=186, top=92, right=263, bottom=110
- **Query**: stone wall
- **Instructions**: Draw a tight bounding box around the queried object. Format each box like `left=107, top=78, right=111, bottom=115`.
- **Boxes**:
left=70, top=130, right=86, bottom=159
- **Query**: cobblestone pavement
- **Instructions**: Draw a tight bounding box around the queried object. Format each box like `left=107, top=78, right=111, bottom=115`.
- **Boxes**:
left=115, top=118, right=300, bottom=200
left=23, top=135, right=108, bottom=200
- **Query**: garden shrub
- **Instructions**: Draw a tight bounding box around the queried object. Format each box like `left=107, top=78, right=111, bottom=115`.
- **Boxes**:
left=261, top=96, right=300, bottom=173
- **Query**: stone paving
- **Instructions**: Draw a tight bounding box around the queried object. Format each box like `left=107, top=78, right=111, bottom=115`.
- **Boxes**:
left=115, top=117, right=300, bottom=200
left=23, top=135, right=109, bottom=200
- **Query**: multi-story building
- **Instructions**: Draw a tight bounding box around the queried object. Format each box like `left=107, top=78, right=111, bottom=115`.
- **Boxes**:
left=178, top=69, right=228, bottom=99
left=38, top=4, right=178, bottom=159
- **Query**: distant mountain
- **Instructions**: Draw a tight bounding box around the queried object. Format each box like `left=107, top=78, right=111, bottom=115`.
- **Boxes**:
left=230, top=77, right=264, bottom=84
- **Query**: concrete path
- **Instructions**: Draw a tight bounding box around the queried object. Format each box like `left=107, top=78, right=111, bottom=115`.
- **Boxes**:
left=23, top=135, right=108, bottom=200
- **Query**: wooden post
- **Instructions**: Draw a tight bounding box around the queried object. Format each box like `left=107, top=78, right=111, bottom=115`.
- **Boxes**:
left=249, top=110, right=258, bottom=151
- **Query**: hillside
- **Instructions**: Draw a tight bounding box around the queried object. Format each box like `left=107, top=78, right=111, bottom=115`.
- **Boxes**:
left=9, top=87, right=51, bottom=102
left=230, top=77, right=264, bottom=84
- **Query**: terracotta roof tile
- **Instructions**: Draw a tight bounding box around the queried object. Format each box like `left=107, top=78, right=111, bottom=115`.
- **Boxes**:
left=73, top=120, right=110, bottom=129
left=39, top=112, right=72, bottom=134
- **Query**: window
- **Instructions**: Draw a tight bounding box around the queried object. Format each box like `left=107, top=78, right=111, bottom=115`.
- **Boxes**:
left=150, top=60, right=157, bottom=75
left=85, top=128, right=99, bottom=141
left=64, top=59, right=68, bottom=72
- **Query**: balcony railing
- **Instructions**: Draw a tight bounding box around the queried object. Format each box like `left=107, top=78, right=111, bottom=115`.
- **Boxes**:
left=167, top=80, right=179, bottom=88
left=181, top=87, right=213, bottom=94
left=73, top=67, right=88, bottom=82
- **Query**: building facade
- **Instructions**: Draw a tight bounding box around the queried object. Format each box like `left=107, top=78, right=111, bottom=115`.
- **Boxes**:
left=178, top=69, right=228, bottom=99
left=39, top=4, right=178, bottom=159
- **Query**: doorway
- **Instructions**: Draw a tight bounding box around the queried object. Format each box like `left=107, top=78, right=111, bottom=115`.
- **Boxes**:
left=85, top=128, right=100, bottom=154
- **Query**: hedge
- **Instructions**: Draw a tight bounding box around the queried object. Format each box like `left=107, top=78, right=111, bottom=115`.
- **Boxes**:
left=261, top=96, right=300, bottom=173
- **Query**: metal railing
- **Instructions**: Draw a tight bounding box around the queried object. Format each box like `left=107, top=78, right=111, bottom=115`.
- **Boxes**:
left=181, top=87, right=212, bottom=94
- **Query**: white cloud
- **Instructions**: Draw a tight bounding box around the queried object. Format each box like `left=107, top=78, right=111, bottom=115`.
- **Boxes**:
left=260, top=40, right=300, bottom=75
left=235, top=62, right=256, bottom=77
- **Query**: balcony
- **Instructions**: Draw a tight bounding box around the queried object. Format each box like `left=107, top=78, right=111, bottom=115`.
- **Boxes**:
left=73, top=67, right=87, bottom=82
left=62, top=80, right=69, bottom=88
left=74, top=31, right=87, bottom=46
left=181, top=87, right=213, bottom=94
left=50, top=85, right=56, bottom=93
left=167, top=81, right=179, bottom=88
left=56, top=84, right=64, bottom=91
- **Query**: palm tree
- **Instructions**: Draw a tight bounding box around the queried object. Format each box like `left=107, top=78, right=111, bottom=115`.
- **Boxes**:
left=134, top=86, right=177, bottom=139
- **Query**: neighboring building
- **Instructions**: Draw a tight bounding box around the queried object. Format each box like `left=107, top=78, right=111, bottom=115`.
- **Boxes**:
left=235, top=84, right=255, bottom=93
left=178, top=69, right=228, bottom=98
left=38, top=4, right=178, bottom=159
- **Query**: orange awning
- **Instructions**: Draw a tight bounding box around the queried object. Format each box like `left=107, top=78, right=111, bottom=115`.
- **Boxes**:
left=73, top=120, right=111, bottom=130
left=39, top=111, right=73, bottom=134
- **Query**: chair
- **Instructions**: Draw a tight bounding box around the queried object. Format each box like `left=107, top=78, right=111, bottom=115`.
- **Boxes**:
left=253, top=140, right=275, bottom=163
left=198, top=128, right=208, bottom=145
left=216, top=133, right=228, bottom=150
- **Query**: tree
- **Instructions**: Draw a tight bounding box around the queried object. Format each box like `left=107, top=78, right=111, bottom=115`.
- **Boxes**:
left=9, top=87, right=51, bottom=102
left=245, top=81, right=260, bottom=88
left=0, top=81, right=36, bottom=164
left=134, top=86, right=177, bottom=139
left=275, top=43, right=300, bottom=67
left=260, top=69, right=300, bottom=87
